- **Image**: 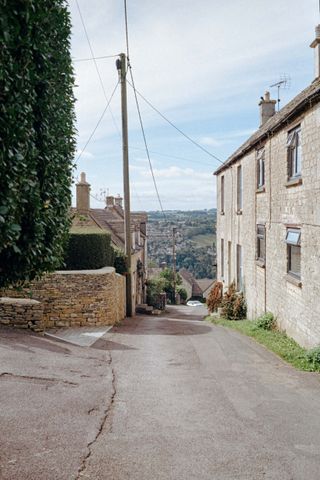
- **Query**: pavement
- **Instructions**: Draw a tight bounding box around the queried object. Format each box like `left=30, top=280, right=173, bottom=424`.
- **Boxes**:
left=1, top=305, right=320, bottom=479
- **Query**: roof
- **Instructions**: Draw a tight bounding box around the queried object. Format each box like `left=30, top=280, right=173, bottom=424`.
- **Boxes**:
left=196, top=279, right=215, bottom=293
left=214, top=79, right=320, bottom=175
left=179, top=268, right=203, bottom=297
left=71, top=206, right=147, bottom=251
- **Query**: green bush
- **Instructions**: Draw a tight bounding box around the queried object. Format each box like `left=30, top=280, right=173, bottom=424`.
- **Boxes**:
left=305, top=346, right=320, bottom=369
left=0, top=0, right=76, bottom=287
left=113, top=249, right=128, bottom=275
left=221, top=282, right=247, bottom=320
left=63, top=232, right=114, bottom=270
left=256, top=312, right=275, bottom=330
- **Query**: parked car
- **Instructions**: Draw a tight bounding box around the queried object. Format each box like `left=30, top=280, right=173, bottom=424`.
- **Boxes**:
left=186, top=300, right=203, bottom=307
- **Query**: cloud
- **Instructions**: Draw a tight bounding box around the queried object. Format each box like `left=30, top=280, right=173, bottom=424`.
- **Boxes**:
left=70, top=0, right=316, bottom=210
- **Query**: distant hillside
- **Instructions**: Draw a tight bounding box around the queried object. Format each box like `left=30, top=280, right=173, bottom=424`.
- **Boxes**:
left=147, top=209, right=217, bottom=279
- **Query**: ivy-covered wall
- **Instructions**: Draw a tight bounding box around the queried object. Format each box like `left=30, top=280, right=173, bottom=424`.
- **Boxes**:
left=0, top=0, right=76, bottom=287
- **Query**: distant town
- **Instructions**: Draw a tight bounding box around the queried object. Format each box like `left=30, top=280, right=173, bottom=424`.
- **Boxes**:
left=147, top=209, right=216, bottom=279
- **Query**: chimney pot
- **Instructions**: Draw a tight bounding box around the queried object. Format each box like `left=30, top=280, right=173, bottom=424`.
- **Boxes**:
left=76, top=172, right=90, bottom=213
left=114, top=195, right=123, bottom=208
left=258, top=91, right=276, bottom=126
left=106, top=195, right=115, bottom=208
left=310, top=24, right=320, bottom=80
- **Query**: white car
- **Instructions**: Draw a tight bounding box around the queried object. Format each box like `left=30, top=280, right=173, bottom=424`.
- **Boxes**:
left=186, top=300, right=203, bottom=307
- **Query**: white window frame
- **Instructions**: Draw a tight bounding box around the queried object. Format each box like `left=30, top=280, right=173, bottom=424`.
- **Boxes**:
left=287, top=126, right=301, bottom=179
left=256, top=148, right=265, bottom=188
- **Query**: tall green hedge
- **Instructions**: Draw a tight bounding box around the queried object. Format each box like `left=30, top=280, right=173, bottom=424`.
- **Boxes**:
left=63, top=233, right=115, bottom=270
left=0, top=0, right=75, bottom=287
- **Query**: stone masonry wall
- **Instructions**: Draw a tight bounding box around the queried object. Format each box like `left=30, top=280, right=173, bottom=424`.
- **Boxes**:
left=2, top=267, right=126, bottom=329
left=216, top=101, right=320, bottom=348
left=0, top=298, right=44, bottom=332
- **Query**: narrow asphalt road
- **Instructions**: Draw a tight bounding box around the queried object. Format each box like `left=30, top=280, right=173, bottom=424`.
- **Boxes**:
left=81, top=306, right=320, bottom=480
left=2, top=306, right=320, bottom=479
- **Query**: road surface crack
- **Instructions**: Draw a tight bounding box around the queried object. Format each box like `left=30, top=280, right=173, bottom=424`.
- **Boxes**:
left=0, top=372, right=78, bottom=386
left=76, top=351, right=116, bottom=479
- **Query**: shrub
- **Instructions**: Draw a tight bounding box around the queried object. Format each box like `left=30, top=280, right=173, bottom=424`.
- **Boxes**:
left=177, top=287, right=188, bottom=303
left=256, top=312, right=275, bottom=330
left=305, top=346, right=320, bottom=369
left=0, top=1, right=76, bottom=288
left=206, top=281, right=223, bottom=313
left=113, top=249, right=128, bottom=275
left=221, top=282, right=247, bottom=320
left=146, top=277, right=166, bottom=308
left=63, top=232, right=114, bottom=270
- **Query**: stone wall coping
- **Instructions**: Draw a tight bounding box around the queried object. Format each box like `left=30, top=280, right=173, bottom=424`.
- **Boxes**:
left=55, top=266, right=115, bottom=275
left=0, top=297, right=41, bottom=305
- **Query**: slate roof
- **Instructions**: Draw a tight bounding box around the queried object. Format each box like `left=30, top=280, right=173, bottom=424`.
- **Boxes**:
left=179, top=268, right=203, bottom=297
left=214, top=79, right=320, bottom=175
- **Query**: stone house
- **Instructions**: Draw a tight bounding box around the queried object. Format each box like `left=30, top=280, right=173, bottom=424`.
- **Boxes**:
left=214, top=26, right=320, bottom=348
left=74, top=172, right=148, bottom=309
left=179, top=268, right=204, bottom=300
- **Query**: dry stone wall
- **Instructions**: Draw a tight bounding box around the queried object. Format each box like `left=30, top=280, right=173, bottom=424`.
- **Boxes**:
left=0, top=298, right=44, bottom=332
left=1, top=267, right=126, bottom=329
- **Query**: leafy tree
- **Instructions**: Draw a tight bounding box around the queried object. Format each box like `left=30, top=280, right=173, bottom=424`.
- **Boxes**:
left=0, top=0, right=76, bottom=287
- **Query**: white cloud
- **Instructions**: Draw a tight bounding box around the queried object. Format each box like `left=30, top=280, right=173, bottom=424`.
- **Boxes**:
left=70, top=0, right=316, bottom=210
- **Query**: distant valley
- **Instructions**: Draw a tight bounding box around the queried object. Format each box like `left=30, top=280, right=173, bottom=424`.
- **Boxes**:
left=147, top=209, right=217, bottom=279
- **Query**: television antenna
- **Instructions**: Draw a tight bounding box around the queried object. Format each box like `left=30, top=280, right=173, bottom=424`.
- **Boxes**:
left=270, top=74, right=291, bottom=111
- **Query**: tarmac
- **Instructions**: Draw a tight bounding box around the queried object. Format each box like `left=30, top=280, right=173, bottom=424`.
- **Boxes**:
left=1, top=305, right=320, bottom=479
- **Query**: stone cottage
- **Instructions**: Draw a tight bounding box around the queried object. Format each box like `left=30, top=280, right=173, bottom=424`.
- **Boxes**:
left=74, top=172, right=148, bottom=310
left=214, top=26, right=320, bottom=348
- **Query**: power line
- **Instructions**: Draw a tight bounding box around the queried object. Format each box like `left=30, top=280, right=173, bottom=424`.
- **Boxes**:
left=123, top=0, right=166, bottom=218
left=75, top=80, right=119, bottom=164
left=130, top=146, right=215, bottom=167
left=73, top=54, right=119, bottom=63
left=126, top=80, right=225, bottom=165
left=75, top=0, right=121, bottom=138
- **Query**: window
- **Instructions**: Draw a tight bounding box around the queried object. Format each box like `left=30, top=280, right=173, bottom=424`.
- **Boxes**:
left=256, top=148, right=265, bottom=188
left=221, top=239, right=224, bottom=278
left=286, top=228, right=301, bottom=279
left=228, top=241, right=232, bottom=285
left=256, top=225, right=266, bottom=263
left=236, top=244, right=243, bottom=291
left=287, top=126, right=301, bottom=179
left=237, top=165, right=242, bottom=211
left=220, top=175, right=225, bottom=213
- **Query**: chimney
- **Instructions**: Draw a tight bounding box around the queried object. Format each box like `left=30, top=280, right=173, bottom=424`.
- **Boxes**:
left=76, top=172, right=90, bottom=213
left=310, top=24, right=320, bottom=80
left=106, top=195, right=114, bottom=208
left=259, top=91, right=276, bottom=126
left=114, top=195, right=123, bottom=208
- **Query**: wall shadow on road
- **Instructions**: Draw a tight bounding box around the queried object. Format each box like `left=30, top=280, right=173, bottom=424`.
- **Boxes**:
left=91, top=338, right=137, bottom=351
left=113, top=318, right=211, bottom=336
left=0, top=328, right=71, bottom=354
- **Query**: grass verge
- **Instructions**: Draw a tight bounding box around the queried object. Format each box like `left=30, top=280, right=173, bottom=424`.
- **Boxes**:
left=206, top=316, right=320, bottom=372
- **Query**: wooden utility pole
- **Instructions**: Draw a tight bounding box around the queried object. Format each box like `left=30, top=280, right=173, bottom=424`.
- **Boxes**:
left=116, top=53, right=132, bottom=317
left=172, top=227, right=177, bottom=304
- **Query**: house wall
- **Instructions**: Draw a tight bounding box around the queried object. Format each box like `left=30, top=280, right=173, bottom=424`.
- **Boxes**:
left=216, top=102, right=320, bottom=348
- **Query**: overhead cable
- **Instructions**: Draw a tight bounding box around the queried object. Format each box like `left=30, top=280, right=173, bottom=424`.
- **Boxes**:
left=126, top=81, right=224, bottom=165
left=75, top=0, right=121, bottom=137
left=75, top=80, right=119, bottom=164
left=123, top=0, right=166, bottom=217
left=73, top=54, right=120, bottom=63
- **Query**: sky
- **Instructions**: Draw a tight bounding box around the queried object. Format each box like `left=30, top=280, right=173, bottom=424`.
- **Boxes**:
left=69, top=0, right=319, bottom=211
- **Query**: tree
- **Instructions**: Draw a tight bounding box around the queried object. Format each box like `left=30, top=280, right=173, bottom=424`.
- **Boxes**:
left=159, top=267, right=182, bottom=303
left=0, top=1, right=76, bottom=288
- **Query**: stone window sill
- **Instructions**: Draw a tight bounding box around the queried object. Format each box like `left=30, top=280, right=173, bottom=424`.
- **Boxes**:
left=286, top=274, right=302, bottom=288
left=286, top=177, right=302, bottom=188
left=236, top=209, right=242, bottom=215
left=256, top=186, right=265, bottom=193
left=256, top=259, right=265, bottom=268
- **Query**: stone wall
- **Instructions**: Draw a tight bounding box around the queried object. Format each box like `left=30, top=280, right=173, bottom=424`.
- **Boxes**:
left=0, top=298, right=44, bottom=332
left=2, top=267, right=126, bottom=329
left=216, top=101, right=320, bottom=348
